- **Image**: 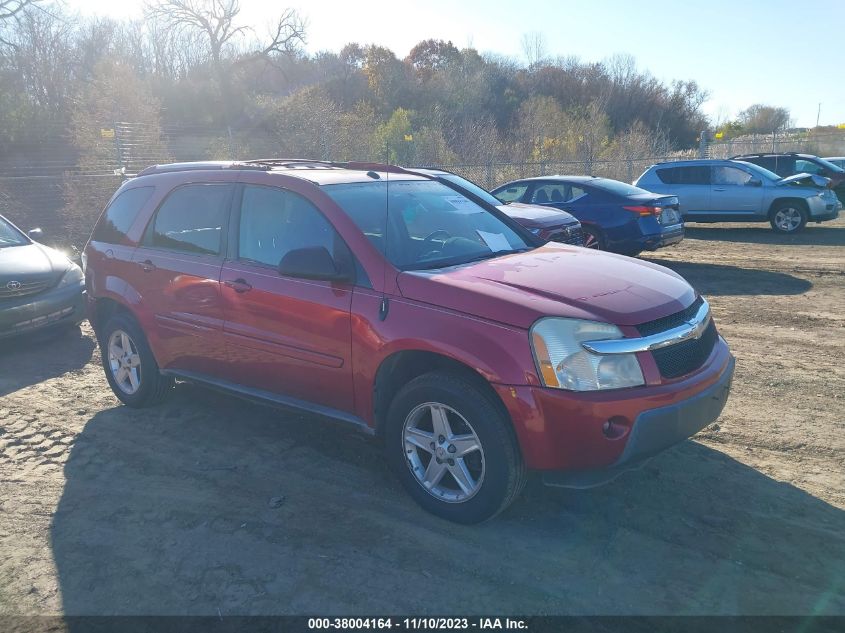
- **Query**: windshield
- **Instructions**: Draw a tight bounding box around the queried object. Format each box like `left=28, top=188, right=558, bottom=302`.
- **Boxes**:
left=438, top=173, right=503, bottom=207
left=0, top=216, right=29, bottom=248
left=324, top=180, right=531, bottom=270
left=733, top=161, right=780, bottom=181
left=590, top=178, right=651, bottom=196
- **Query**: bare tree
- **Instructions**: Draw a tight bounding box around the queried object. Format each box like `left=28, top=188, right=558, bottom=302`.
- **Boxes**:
left=520, top=31, right=546, bottom=69
left=145, top=0, right=305, bottom=130
left=0, top=0, right=44, bottom=47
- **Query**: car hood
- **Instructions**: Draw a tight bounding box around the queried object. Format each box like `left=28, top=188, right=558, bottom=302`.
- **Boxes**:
left=396, top=244, right=695, bottom=329
left=0, top=242, right=70, bottom=283
left=778, top=173, right=830, bottom=189
left=498, top=203, right=579, bottom=228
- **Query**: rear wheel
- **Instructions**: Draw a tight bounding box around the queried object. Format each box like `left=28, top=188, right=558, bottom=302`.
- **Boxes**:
left=769, top=202, right=807, bottom=233
left=385, top=372, right=526, bottom=523
left=582, top=226, right=605, bottom=250
left=100, top=313, right=173, bottom=407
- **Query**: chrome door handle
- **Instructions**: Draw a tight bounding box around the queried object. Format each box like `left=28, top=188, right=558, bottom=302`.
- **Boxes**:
left=224, top=278, right=253, bottom=293
left=713, top=187, right=726, bottom=191
left=139, top=259, right=156, bottom=272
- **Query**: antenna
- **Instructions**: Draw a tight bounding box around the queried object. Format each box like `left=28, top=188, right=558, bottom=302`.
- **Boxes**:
left=379, top=141, right=390, bottom=321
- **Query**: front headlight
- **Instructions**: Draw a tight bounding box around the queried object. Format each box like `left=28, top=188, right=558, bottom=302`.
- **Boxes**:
left=57, top=265, right=84, bottom=288
left=531, top=318, right=645, bottom=391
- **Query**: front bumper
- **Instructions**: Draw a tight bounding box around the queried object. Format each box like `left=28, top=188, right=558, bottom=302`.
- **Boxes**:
left=494, top=336, right=734, bottom=476
left=543, top=355, right=734, bottom=488
left=0, top=283, right=86, bottom=339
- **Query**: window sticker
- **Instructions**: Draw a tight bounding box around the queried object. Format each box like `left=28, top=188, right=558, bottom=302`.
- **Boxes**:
left=476, top=230, right=511, bottom=252
left=444, top=196, right=479, bottom=214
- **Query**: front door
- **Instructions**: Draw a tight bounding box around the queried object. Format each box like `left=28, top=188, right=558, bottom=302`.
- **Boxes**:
left=219, top=184, right=355, bottom=413
left=710, top=165, right=764, bottom=216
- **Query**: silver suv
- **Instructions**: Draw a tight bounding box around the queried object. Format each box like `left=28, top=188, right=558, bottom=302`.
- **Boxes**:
left=635, top=159, right=840, bottom=233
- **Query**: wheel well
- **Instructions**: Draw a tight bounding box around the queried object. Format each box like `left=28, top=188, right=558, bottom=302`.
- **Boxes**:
left=92, top=298, right=130, bottom=336
left=768, top=197, right=809, bottom=217
left=373, top=351, right=507, bottom=434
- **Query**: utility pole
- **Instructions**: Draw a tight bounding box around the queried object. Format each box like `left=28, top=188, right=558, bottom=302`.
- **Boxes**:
left=816, top=103, right=821, bottom=128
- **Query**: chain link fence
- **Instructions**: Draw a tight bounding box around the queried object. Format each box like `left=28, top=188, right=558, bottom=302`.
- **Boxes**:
left=2, top=124, right=844, bottom=250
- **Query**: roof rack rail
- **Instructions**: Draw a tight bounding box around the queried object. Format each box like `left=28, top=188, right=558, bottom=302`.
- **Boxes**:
left=730, top=151, right=800, bottom=159
left=136, top=161, right=270, bottom=177
left=244, top=158, right=346, bottom=169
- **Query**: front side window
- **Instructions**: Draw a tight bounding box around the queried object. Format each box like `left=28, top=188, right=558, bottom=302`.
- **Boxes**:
left=0, top=216, right=28, bottom=248
left=439, top=173, right=502, bottom=207
left=147, top=184, right=232, bottom=256
left=493, top=183, right=529, bottom=203
left=93, top=186, right=155, bottom=244
left=238, top=185, right=340, bottom=268
left=325, top=180, right=531, bottom=270
left=713, top=166, right=753, bottom=186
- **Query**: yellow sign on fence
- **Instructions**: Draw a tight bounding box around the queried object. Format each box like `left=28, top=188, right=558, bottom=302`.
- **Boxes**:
left=100, top=128, right=115, bottom=139
left=404, top=134, right=413, bottom=142
left=714, top=131, right=724, bottom=139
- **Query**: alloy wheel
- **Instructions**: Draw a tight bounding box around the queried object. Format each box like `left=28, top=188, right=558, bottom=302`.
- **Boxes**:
left=583, top=231, right=601, bottom=249
left=402, top=402, right=485, bottom=503
left=108, top=329, right=142, bottom=395
left=773, top=207, right=802, bottom=232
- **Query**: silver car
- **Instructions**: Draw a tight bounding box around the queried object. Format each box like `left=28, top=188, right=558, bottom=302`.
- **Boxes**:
left=635, top=159, right=840, bottom=233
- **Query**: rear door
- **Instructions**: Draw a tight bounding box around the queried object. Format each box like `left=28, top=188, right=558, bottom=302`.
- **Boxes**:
left=128, top=183, right=233, bottom=376
left=655, top=166, right=711, bottom=218
left=219, top=184, right=355, bottom=413
left=710, top=165, right=765, bottom=217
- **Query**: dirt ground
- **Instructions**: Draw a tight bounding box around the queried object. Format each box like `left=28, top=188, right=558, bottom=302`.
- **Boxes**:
left=0, top=219, right=843, bottom=616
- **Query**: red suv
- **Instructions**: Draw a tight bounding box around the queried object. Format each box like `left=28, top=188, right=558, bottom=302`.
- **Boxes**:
left=84, top=159, right=734, bottom=523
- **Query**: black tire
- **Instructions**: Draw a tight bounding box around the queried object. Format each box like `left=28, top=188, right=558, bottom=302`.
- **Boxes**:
left=384, top=372, right=526, bottom=524
left=581, top=225, right=605, bottom=250
left=99, top=312, right=173, bottom=407
left=769, top=201, right=808, bottom=234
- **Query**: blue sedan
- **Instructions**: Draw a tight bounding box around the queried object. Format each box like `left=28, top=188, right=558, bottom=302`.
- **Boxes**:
left=491, top=176, right=684, bottom=256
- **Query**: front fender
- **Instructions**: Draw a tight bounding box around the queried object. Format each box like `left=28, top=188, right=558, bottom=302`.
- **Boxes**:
left=350, top=288, right=539, bottom=426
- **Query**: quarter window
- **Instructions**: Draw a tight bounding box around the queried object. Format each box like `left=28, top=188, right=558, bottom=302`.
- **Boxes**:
left=147, top=184, right=232, bottom=256
left=238, top=185, right=342, bottom=268
left=93, top=186, right=154, bottom=244
left=656, top=166, right=711, bottom=185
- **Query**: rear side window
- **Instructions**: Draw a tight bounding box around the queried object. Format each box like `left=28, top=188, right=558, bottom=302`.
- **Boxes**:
left=92, top=186, right=154, bottom=243
left=146, top=184, right=232, bottom=256
left=656, top=166, right=710, bottom=185
left=238, top=185, right=342, bottom=268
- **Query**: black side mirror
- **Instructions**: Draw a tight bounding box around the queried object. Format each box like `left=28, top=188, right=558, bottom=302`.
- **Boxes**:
left=28, top=228, right=44, bottom=240
left=278, top=246, right=351, bottom=282
left=747, top=179, right=762, bottom=187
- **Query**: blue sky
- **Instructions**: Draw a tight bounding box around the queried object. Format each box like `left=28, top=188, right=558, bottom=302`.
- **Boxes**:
left=74, top=0, right=844, bottom=128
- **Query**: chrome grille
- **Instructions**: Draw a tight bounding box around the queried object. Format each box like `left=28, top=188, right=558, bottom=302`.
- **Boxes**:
left=0, top=279, right=52, bottom=300
left=636, top=298, right=717, bottom=379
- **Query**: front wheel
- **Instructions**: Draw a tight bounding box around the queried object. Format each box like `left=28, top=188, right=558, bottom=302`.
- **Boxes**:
left=99, top=312, right=173, bottom=407
left=385, top=372, right=526, bottom=523
left=770, top=203, right=807, bottom=233
left=581, top=226, right=604, bottom=250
